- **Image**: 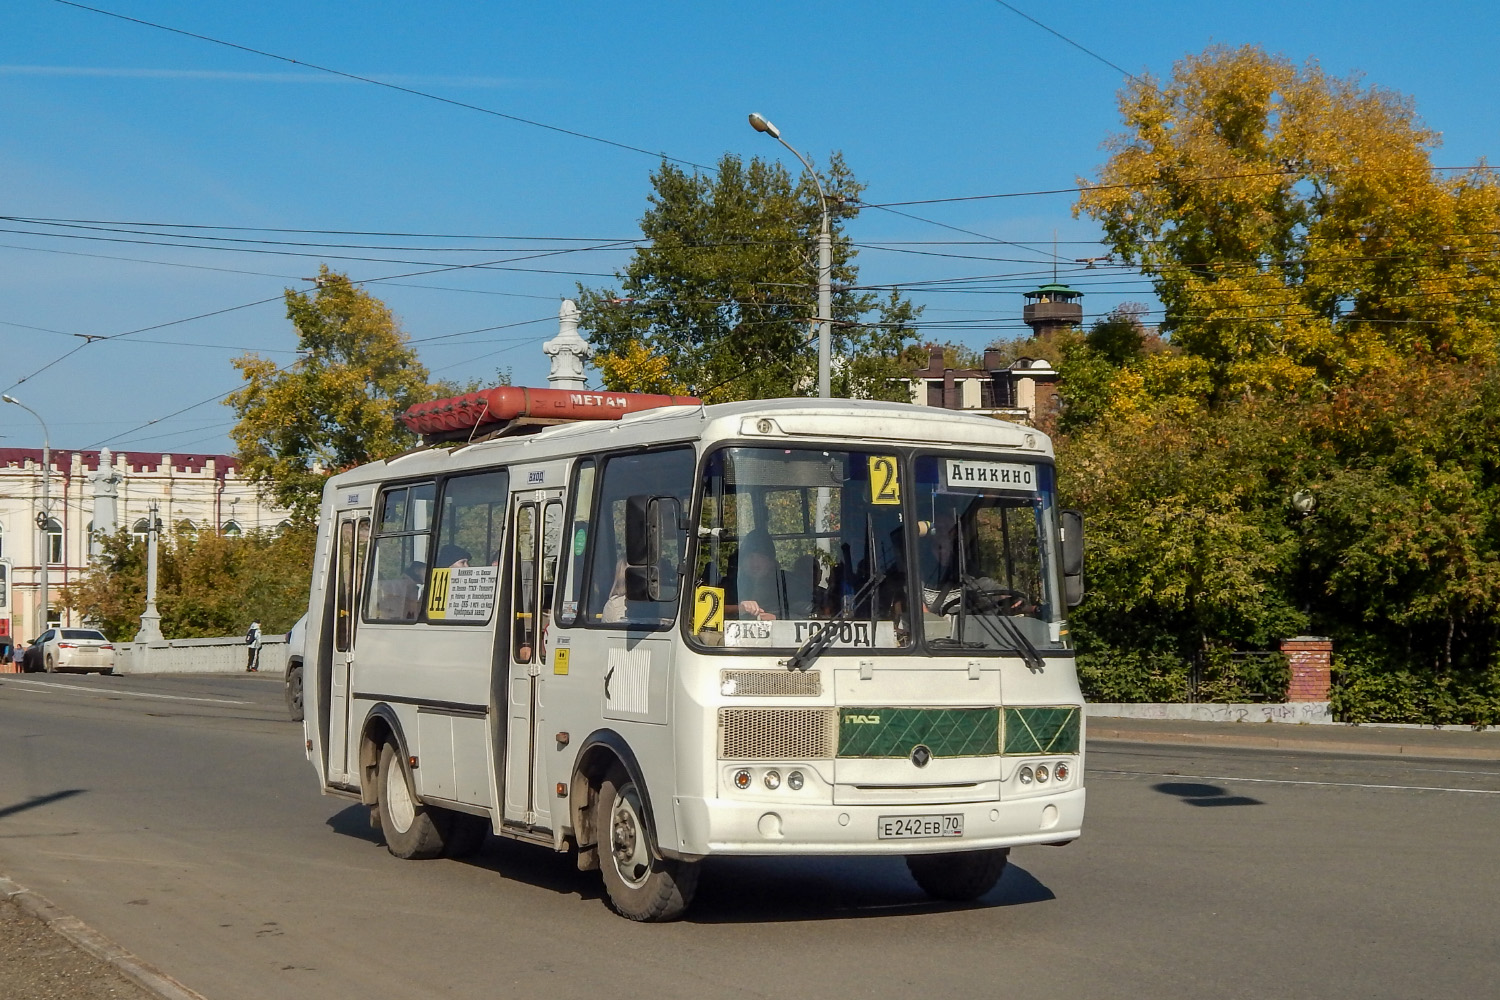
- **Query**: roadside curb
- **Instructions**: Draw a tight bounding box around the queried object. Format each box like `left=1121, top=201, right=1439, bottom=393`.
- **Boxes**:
left=1088, top=727, right=1500, bottom=761
left=0, top=875, right=206, bottom=1000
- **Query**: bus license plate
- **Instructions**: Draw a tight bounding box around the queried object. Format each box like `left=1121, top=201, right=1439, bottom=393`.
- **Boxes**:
left=877, top=814, right=964, bottom=839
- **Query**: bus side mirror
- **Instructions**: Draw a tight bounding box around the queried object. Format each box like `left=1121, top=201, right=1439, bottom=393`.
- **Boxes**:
left=1060, top=508, right=1085, bottom=607
left=624, top=495, right=682, bottom=603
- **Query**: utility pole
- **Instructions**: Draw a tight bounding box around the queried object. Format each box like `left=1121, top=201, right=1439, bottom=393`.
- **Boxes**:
left=748, top=112, right=833, bottom=398
left=135, top=502, right=164, bottom=642
left=3, top=395, right=51, bottom=635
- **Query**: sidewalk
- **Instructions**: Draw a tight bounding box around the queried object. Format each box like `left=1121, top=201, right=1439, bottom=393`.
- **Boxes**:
left=1089, top=715, right=1500, bottom=760
left=1, top=878, right=201, bottom=1000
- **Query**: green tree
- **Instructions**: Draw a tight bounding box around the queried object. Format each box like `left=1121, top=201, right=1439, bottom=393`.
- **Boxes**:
left=578, top=154, right=921, bottom=402
left=66, top=525, right=315, bottom=640
left=1076, top=44, right=1500, bottom=397
left=226, top=267, right=443, bottom=522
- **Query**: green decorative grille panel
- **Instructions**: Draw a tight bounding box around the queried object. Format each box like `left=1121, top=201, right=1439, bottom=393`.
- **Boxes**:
left=1003, top=706, right=1081, bottom=755
left=837, top=707, right=999, bottom=758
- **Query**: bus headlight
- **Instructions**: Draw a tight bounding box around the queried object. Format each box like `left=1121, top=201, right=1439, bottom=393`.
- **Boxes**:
left=763, top=770, right=781, bottom=790
left=1035, top=764, right=1050, bottom=783
left=787, top=770, right=804, bottom=791
left=1018, top=766, right=1034, bottom=785
left=733, top=769, right=751, bottom=790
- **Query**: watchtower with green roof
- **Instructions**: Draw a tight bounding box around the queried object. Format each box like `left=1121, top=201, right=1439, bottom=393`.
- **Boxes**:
left=1022, top=282, right=1083, bottom=338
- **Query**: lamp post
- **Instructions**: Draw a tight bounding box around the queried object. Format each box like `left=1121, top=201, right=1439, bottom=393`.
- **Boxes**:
left=748, top=112, right=833, bottom=398
left=2, top=394, right=51, bottom=635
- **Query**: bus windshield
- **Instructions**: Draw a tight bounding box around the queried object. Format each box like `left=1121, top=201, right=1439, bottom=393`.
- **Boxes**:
left=690, top=446, right=912, bottom=652
left=911, top=453, right=1064, bottom=654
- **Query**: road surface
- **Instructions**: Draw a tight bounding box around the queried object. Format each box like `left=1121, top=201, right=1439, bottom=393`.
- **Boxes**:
left=1, top=672, right=1497, bottom=999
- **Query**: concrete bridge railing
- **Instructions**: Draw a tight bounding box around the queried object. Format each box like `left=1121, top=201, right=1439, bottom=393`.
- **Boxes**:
left=115, top=635, right=290, bottom=676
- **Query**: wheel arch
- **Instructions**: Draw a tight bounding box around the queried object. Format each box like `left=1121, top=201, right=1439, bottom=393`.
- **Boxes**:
left=569, top=729, right=660, bottom=868
left=358, top=703, right=412, bottom=808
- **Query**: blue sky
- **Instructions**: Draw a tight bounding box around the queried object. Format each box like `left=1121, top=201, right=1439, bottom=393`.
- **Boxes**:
left=3, top=1, right=1496, bottom=454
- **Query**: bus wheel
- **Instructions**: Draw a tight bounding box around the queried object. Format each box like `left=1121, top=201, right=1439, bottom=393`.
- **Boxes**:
left=284, top=664, right=304, bottom=722
left=598, top=765, right=698, bottom=921
left=906, top=848, right=1010, bottom=901
left=377, top=742, right=447, bottom=860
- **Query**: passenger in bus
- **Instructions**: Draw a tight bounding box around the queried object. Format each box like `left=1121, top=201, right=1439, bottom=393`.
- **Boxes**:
left=726, top=530, right=785, bottom=620
left=437, top=543, right=471, bottom=568
left=602, top=558, right=628, bottom=623
left=398, top=561, right=426, bottom=619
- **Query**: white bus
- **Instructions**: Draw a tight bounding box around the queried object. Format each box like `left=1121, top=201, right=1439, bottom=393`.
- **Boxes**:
left=301, top=388, right=1086, bottom=921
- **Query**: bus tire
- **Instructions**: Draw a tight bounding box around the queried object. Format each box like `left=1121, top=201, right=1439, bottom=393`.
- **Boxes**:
left=597, top=765, right=697, bottom=921
left=284, top=663, right=304, bottom=722
left=376, top=741, right=447, bottom=860
left=905, top=847, right=1009, bottom=901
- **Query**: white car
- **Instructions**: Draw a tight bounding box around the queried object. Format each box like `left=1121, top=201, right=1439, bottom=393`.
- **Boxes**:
left=27, top=628, right=116, bottom=674
left=284, top=614, right=307, bottom=721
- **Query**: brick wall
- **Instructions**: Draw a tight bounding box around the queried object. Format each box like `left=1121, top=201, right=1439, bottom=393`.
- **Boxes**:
left=1281, top=636, right=1333, bottom=702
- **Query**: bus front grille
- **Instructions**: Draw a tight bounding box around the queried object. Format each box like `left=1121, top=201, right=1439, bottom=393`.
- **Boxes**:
left=719, top=669, right=822, bottom=697
left=717, top=708, right=837, bottom=760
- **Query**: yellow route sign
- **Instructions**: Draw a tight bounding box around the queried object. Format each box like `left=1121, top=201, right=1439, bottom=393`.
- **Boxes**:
left=869, top=455, right=901, bottom=505
left=693, top=585, right=726, bottom=634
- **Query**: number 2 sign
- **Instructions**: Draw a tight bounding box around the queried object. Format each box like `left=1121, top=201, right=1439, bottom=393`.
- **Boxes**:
left=868, top=455, right=901, bottom=505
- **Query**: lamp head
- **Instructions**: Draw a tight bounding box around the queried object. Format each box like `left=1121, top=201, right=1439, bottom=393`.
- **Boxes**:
left=747, top=112, right=780, bottom=139
left=1, top=394, right=18, bottom=405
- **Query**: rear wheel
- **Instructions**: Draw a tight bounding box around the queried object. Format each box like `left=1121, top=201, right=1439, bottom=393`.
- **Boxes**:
left=44, top=654, right=55, bottom=674
left=376, top=742, right=447, bottom=860
left=597, top=765, right=698, bottom=921
left=906, top=848, right=1010, bottom=901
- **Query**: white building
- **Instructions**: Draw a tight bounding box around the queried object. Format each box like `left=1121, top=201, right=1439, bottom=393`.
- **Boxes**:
left=0, top=448, right=286, bottom=641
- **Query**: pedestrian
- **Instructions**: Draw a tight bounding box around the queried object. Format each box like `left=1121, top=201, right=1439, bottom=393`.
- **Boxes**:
left=245, top=620, right=262, bottom=672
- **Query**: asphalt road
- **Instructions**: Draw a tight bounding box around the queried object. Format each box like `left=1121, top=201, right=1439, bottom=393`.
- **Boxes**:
left=1, top=673, right=1497, bottom=1000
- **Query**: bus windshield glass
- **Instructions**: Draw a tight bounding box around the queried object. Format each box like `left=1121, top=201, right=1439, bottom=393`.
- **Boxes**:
left=911, top=453, right=1064, bottom=653
left=690, top=446, right=912, bottom=652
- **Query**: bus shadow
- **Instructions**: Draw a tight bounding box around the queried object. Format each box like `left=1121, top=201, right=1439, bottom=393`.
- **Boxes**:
left=1152, top=781, right=1263, bottom=807
left=327, top=805, right=1054, bottom=920
left=326, top=806, right=604, bottom=900
left=685, top=856, right=1054, bottom=923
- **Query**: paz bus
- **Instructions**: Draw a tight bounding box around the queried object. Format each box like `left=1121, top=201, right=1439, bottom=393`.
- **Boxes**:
left=300, top=386, right=1087, bottom=921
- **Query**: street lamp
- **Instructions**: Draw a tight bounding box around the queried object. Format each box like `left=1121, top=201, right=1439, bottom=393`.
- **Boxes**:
left=748, top=112, right=833, bottom=398
left=2, top=394, right=51, bottom=634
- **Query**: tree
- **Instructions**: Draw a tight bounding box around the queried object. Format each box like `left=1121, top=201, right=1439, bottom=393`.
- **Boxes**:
left=66, top=525, right=315, bottom=640
left=578, top=154, right=921, bottom=402
left=226, top=267, right=442, bottom=522
left=1076, top=44, right=1500, bottom=396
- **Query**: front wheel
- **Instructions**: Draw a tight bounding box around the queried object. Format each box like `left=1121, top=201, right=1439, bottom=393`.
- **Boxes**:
left=284, top=663, right=304, bottom=722
left=597, top=766, right=698, bottom=921
left=906, top=847, right=1010, bottom=901
left=376, top=742, right=447, bottom=860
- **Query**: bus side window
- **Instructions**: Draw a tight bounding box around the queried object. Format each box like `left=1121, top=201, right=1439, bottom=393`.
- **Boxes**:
left=365, top=483, right=435, bottom=622
left=556, top=459, right=596, bottom=627
left=512, top=505, right=537, bottom=662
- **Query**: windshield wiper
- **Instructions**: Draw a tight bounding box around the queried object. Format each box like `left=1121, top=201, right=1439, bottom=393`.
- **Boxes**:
left=959, top=573, right=1045, bottom=672
left=783, top=566, right=886, bottom=672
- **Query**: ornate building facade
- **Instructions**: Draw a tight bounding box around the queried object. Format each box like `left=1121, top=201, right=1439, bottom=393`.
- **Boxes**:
left=0, top=448, right=286, bottom=641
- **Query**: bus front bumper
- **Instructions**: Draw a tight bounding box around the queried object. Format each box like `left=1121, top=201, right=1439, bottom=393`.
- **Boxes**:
left=670, top=787, right=1084, bottom=858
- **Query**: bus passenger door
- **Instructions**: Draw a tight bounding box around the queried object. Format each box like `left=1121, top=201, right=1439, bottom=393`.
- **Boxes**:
left=503, top=492, right=563, bottom=827
left=325, top=512, right=369, bottom=787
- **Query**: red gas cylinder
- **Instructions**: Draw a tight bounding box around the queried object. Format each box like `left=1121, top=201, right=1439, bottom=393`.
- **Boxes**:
left=401, top=386, right=700, bottom=439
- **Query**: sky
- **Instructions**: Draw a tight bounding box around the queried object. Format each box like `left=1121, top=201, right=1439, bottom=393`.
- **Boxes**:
left=3, top=0, right=1498, bottom=455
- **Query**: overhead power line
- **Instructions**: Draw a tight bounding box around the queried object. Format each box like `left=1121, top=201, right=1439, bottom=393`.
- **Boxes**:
left=51, top=1, right=710, bottom=170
